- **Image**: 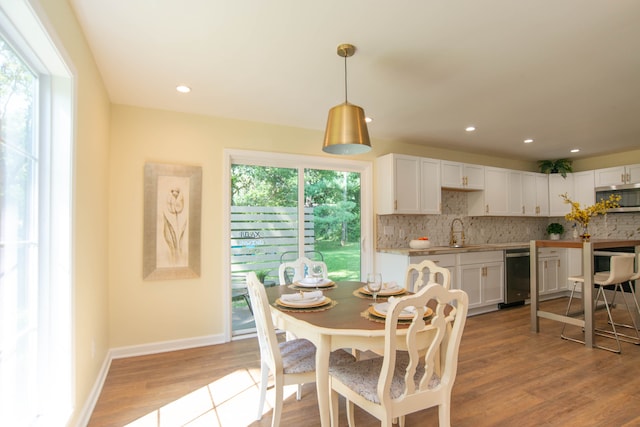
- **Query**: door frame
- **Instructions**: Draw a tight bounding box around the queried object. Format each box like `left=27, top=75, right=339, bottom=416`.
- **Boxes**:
left=222, top=149, right=373, bottom=341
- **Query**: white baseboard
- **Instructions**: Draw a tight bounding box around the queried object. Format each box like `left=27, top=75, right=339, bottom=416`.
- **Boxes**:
left=74, top=333, right=226, bottom=426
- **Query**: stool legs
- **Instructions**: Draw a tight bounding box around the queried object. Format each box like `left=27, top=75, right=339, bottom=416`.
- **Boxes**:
left=600, top=282, right=640, bottom=345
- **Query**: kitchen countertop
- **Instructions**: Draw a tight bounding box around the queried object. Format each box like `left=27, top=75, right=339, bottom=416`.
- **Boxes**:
left=377, top=241, right=531, bottom=256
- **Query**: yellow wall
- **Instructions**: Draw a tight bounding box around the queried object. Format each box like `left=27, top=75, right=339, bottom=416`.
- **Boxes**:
left=34, top=1, right=640, bottom=424
left=36, top=0, right=110, bottom=425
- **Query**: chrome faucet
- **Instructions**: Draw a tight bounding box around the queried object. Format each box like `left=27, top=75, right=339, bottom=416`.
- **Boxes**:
left=449, top=218, right=465, bottom=248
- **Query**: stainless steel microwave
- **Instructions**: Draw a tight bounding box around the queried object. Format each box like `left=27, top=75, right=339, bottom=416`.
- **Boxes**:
left=595, top=183, right=640, bottom=212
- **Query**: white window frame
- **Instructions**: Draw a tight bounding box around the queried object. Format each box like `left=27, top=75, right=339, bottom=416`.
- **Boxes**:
left=222, top=149, right=373, bottom=341
left=0, top=1, right=74, bottom=425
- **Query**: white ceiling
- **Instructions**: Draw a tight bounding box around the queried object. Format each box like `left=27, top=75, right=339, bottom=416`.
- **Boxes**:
left=69, top=0, right=640, bottom=161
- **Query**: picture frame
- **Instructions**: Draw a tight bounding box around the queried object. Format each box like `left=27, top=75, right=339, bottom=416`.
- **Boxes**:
left=143, top=162, right=202, bottom=280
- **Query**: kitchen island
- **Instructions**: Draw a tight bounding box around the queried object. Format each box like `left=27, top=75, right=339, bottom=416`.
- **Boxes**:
left=530, top=239, right=640, bottom=348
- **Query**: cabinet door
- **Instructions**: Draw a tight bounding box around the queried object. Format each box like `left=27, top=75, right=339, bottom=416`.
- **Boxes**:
left=420, top=158, right=441, bottom=214
left=458, top=264, right=483, bottom=309
left=394, top=156, right=421, bottom=213
left=441, top=161, right=464, bottom=189
left=509, top=171, right=524, bottom=215
left=595, top=166, right=626, bottom=186
left=464, top=164, right=485, bottom=190
left=535, top=173, right=549, bottom=216
left=538, top=257, right=560, bottom=294
left=627, top=164, right=640, bottom=184
left=573, top=171, right=595, bottom=207
left=548, top=174, right=574, bottom=216
left=483, top=167, right=509, bottom=215
left=483, top=262, right=504, bottom=304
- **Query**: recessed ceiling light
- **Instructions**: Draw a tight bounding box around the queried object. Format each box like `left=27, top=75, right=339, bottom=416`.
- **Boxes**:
left=365, top=117, right=373, bottom=123
left=570, top=148, right=580, bottom=153
left=176, top=85, right=191, bottom=93
left=465, top=126, right=476, bottom=132
left=524, top=139, right=534, bottom=144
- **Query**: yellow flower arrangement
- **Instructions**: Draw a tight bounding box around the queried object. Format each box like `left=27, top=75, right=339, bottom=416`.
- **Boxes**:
left=560, top=193, right=621, bottom=239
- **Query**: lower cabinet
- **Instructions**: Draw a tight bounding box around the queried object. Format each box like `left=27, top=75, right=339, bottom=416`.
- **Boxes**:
left=456, top=251, right=504, bottom=313
left=537, top=248, right=567, bottom=296
left=376, top=252, right=456, bottom=290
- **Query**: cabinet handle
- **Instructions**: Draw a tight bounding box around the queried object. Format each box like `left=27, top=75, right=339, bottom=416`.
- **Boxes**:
left=522, top=206, right=525, bottom=214
left=622, top=173, right=625, bottom=183
left=394, top=200, right=397, bottom=210
left=627, top=172, right=631, bottom=183
left=485, top=204, right=489, bottom=213
left=557, top=260, right=561, bottom=268
left=544, top=260, right=547, bottom=268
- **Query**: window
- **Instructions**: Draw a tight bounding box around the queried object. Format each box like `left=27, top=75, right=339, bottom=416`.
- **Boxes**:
left=0, top=3, right=73, bottom=425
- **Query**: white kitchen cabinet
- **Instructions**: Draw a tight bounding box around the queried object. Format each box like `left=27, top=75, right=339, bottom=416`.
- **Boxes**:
left=456, top=251, right=504, bottom=313
left=548, top=173, right=574, bottom=216
left=509, top=171, right=549, bottom=216
left=441, top=161, right=484, bottom=190
left=376, top=154, right=441, bottom=215
left=468, top=167, right=509, bottom=216
left=537, top=247, right=567, bottom=295
left=573, top=170, right=595, bottom=207
left=376, top=252, right=455, bottom=290
left=595, top=164, right=640, bottom=186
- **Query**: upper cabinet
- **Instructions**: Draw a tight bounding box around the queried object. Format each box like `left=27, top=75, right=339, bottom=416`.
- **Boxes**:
left=468, top=167, right=509, bottom=216
left=509, top=171, right=548, bottom=216
left=376, top=153, right=441, bottom=215
left=595, top=164, right=640, bottom=186
left=548, top=174, right=574, bottom=216
left=441, top=161, right=484, bottom=190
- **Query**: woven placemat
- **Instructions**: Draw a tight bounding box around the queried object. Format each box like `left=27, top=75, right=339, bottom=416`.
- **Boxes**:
left=352, top=289, right=396, bottom=300
left=273, top=299, right=338, bottom=313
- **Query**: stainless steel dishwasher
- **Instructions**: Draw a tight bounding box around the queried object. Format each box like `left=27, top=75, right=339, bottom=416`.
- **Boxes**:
left=500, top=248, right=530, bottom=308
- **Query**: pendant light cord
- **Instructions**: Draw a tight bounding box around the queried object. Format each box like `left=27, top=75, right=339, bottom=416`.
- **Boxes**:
left=344, top=51, right=348, bottom=104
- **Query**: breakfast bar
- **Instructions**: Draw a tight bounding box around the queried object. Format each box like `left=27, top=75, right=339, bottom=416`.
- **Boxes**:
left=530, top=239, right=640, bottom=347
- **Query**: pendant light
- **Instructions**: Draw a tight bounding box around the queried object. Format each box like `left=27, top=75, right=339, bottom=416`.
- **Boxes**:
left=322, top=43, right=371, bottom=155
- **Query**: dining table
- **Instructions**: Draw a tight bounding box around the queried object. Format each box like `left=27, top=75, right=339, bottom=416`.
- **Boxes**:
left=264, top=280, right=446, bottom=427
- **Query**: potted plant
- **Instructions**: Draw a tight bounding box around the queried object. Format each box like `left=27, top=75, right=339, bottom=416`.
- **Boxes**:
left=546, top=223, right=564, bottom=240
left=538, top=159, right=573, bottom=178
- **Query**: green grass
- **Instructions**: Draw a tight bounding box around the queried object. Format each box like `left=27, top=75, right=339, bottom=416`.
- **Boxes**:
left=315, top=240, right=361, bottom=281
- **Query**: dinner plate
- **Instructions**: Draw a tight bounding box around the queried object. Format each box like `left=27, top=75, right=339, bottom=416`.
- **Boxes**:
left=369, top=302, right=433, bottom=320
left=359, top=285, right=406, bottom=296
left=294, top=278, right=335, bottom=288
left=276, top=296, right=332, bottom=308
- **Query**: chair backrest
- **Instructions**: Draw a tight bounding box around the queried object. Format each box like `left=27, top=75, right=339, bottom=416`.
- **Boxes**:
left=600, top=255, right=635, bottom=285
left=630, top=252, right=640, bottom=281
left=278, top=256, right=328, bottom=285
left=379, top=283, right=468, bottom=410
left=405, top=259, right=452, bottom=292
left=246, top=272, right=282, bottom=373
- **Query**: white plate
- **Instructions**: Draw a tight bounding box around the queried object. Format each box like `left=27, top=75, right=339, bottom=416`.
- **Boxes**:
left=359, top=285, right=406, bottom=296
left=370, top=302, right=433, bottom=319
left=277, top=296, right=330, bottom=308
left=295, top=278, right=334, bottom=288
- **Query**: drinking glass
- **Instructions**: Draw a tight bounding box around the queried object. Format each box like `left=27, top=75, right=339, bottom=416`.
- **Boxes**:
left=311, top=264, right=324, bottom=288
left=367, top=273, right=383, bottom=305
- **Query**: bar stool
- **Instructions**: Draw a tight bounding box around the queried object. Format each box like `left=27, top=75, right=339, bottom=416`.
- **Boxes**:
left=607, top=252, right=640, bottom=344
left=561, top=255, right=636, bottom=353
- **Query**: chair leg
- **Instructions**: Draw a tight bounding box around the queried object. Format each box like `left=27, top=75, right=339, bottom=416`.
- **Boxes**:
left=330, top=389, right=341, bottom=427
left=438, top=401, right=451, bottom=427
left=272, top=373, right=284, bottom=427
left=602, top=283, right=640, bottom=344
left=257, top=363, right=269, bottom=420
left=296, top=384, right=302, bottom=400
left=594, top=285, right=622, bottom=353
left=346, top=399, right=356, bottom=427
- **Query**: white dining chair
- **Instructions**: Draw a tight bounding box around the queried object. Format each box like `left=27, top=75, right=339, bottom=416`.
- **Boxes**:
left=245, top=272, right=354, bottom=427
left=278, top=256, right=328, bottom=285
left=405, top=259, right=452, bottom=292
left=561, top=254, right=636, bottom=353
left=329, top=283, right=469, bottom=427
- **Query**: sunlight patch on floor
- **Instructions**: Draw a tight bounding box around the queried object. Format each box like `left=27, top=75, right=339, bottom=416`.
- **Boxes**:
left=124, top=368, right=298, bottom=427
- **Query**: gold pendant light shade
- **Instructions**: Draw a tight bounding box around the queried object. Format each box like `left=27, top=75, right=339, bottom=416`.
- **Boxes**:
left=322, top=103, right=371, bottom=154
left=322, top=43, right=371, bottom=155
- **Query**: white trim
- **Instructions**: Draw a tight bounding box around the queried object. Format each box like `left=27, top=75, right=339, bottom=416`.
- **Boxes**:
left=222, top=149, right=374, bottom=341
left=73, top=353, right=111, bottom=427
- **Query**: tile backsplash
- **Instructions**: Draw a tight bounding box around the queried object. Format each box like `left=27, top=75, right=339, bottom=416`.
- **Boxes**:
left=376, top=190, right=640, bottom=249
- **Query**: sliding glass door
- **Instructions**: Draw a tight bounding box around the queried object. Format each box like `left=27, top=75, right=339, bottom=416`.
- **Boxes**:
left=226, top=151, right=371, bottom=336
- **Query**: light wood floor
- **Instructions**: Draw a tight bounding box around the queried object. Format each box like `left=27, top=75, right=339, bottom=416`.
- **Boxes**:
left=89, top=298, right=640, bottom=427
